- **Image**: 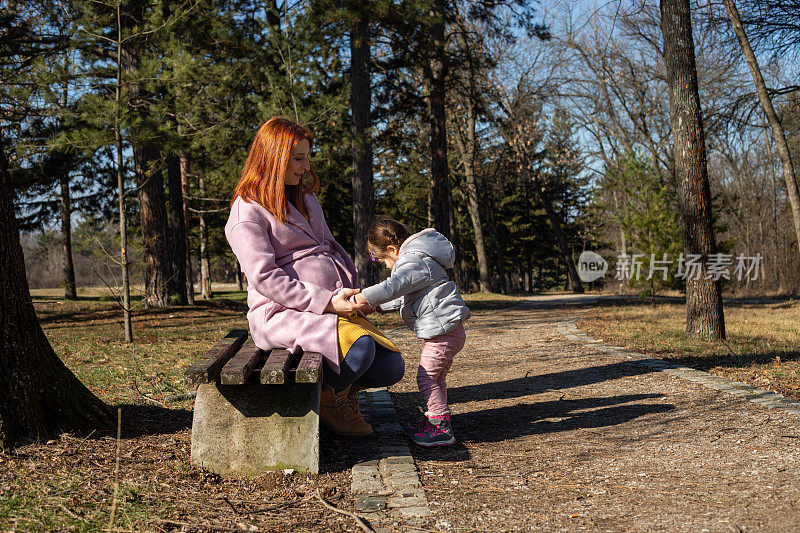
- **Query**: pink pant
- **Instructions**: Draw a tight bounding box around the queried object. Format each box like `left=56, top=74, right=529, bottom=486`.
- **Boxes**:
left=417, top=323, right=466, bottom=416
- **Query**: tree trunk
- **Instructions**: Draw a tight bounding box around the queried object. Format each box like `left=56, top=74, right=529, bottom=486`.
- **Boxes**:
left=199, top=174, right=212, bottom=299
left=619, top=227, right=628, bottom=294
left=542, top=195, right=584, bottom=293
left=449, top=203, right=466, bottom=290
left=661, top=0, right=726, bottom=340
left=611, top=189, right=628, bottom=294
left=485, top=201, right=506, bottom=293
left=116, top=9, right=132, bottom=342
left=59, top=62, right=77, bottom=301
left=765, top=128, right=782, bottom=292
left=59, top=171, right=77, bottom=300
left=453, top=101, right=491, bottom=292
left=427, top=0, right=453, bottom=239
left=135, top=146, right=173, bottom=307
left=167, top=154, right=187, bottom=305
left=179, top=152, right=195, bottom=304
left=0, top=133, right=112, bottom=450
left=350, top=18, right=377, bottom=287
left=121, top=16, right=174, bottom=309
left=724, top=0, right=800, bottom=274
left=235, top=260, right=244, bottom=291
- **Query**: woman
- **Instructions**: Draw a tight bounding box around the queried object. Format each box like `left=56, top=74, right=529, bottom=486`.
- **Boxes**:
left=225, top=117, right=404, bottom=436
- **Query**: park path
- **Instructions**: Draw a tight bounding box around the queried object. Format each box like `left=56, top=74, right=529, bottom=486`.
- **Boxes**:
left=382, top=295, right=800, bottom=532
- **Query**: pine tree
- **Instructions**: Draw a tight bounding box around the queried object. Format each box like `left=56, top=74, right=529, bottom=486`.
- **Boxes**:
left=600, top=152, right=683, bottom=295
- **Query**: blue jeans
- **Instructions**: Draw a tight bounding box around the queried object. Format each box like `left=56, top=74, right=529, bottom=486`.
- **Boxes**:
left=323, top=335, right=405, bottom=392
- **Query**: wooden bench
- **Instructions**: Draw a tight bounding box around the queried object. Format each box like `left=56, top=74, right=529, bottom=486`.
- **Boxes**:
left=185, top=329, right=323, bottom=477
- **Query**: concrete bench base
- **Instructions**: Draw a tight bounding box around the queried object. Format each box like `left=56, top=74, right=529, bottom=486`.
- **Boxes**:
left=191, top=381, right=321, bottom=476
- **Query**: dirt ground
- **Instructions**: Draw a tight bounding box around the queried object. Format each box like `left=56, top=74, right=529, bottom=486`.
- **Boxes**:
left=4, top=294, right=800, bottom=531
left=1, top=407, right=363, bottom=531
left=390, top=296, right=800, bottom=532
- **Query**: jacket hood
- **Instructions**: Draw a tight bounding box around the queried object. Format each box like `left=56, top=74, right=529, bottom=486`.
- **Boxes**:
left=399, top=228, right=455, bottom=269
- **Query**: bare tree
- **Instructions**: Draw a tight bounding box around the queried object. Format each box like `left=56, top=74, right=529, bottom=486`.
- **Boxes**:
left=660, top=0, right=726, bottom=340
left=112, top=0, right=133, bottom=341
left=488, top=30, right=584, bottom=294
left=449, top=14, right=492, bottom=292
left=724, top=0, right=800, bottom=275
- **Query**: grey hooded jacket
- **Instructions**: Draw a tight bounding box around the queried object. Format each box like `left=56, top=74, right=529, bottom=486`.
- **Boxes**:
left=361, top=228, right=470, bottom=340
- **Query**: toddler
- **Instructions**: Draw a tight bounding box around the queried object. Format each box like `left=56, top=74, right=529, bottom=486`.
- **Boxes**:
left=352, top=219, right=470, bottom=447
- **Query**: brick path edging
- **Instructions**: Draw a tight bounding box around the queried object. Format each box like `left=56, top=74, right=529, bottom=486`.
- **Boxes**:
left=557, top=319, right=800, bottom=416
left=349, top=388, right=431, bottom=530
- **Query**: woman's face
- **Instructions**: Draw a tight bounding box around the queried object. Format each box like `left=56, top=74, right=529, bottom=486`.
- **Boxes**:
left=284, top=138, right=311, bottom=186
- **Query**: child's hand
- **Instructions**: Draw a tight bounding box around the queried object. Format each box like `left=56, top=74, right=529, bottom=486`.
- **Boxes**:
left=327, top=288, right=365, bottom=316
left=351, top=293, right=369, bottom=305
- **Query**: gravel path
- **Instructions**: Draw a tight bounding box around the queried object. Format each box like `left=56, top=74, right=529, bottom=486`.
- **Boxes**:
left=382, top=296, right=800, bottom=532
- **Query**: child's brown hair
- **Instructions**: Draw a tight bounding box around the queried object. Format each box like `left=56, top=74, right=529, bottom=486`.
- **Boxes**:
left=367, top=219, right=412, bottom=259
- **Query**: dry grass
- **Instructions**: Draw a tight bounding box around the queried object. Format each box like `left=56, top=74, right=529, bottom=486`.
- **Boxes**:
left=579, top=298, right=800, bottom=399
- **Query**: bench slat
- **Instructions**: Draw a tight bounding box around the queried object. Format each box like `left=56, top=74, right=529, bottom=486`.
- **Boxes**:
left=295, top=351, right=323, bottom=383
left=220, top=339, right=262, bottom=385
left=185, top=329, right=248, bottom=386
left=261, top=349, right=292, bottom=384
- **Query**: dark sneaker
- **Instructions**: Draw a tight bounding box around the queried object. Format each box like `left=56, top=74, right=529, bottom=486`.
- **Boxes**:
left=409, top=412, right=455, bottom=447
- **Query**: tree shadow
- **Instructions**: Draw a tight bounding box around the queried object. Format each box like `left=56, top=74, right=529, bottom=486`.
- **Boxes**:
left=32, top=294, right=110, bottom=302
left=396, top=393, right=672, bottom=461
left=194, top=298, right=248, bottom=312
left=462, top=298, right=533, bottom=312
left=394, top=361, right=659, bottom=407
left=454, top=394, right=673, bottom=444
left=584, top=293, right=797, bottom=310
left=114, top=404, right=193, bottom=438
left=60, top=403, right=354, bottom=475
left=391, top=361, right=674, bottom=460
left=38, top=302, right=244, bottom=329
left=668, top=349, right=800, bottom=373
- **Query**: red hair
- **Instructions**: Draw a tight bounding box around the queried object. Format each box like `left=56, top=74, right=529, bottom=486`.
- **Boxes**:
left=232, top=117, right=320, bottom=222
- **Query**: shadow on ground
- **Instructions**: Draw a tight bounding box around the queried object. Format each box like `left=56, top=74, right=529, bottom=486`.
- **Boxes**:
left=392, top=361, right=675, bottom=459
left=69, top=404, right=353, bottom=474
left=116, top=404, right=193, bottom=438
left=455, top=394, right=672, bottom=444
left=397, top=361, right=660, bottom=407
left=37, top=302, right=246, bottom=328
left=395, top=391, right=672, bottom=459
left=580, top=293, right=798, bottom=309
left=667, top=349, right=800, bottom=373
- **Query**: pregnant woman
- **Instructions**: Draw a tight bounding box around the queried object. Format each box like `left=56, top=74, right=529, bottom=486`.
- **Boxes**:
left=225, top=117, right=404, bottom=436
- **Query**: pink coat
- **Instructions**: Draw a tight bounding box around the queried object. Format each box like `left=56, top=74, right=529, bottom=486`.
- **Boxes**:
left=225, top=193, right=359, bottom=373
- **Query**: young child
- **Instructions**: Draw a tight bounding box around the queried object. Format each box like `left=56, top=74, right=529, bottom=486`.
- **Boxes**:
left=351, top=219, right=470, bottom=447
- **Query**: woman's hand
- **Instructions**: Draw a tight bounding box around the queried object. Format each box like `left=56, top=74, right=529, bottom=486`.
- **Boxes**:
left=348, top=293, right=376, bottom=315
left=326, top=288, right=367, bottom=316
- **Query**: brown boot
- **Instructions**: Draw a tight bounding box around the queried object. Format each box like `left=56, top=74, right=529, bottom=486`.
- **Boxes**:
left=320, top=385, right=373, bottom=436
left=348, top=385, right=366, bottom=419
